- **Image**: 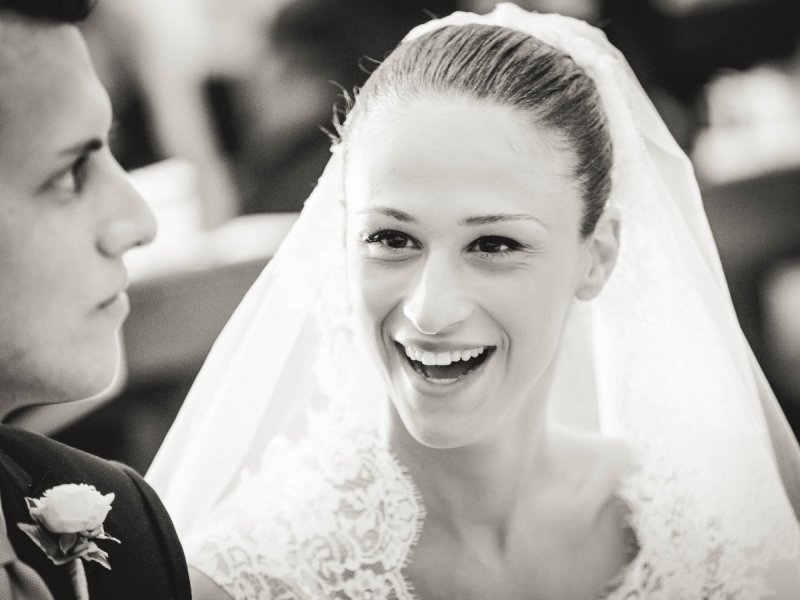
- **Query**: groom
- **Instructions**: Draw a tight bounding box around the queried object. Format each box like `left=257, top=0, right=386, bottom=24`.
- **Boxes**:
left=0, top=1, right=190, bottom=598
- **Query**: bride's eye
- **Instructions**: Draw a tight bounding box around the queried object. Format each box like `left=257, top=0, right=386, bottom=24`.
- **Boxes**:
left=468, top=235, right=523, bottom=256
left=362, top=229, right=419, bottom=255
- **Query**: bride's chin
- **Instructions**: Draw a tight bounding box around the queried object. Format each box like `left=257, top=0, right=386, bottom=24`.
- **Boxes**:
left=383, top=350, right=500, bottom=449
left=387, top=393, right=485, bottom=451
left=404, top=418, right=486, bottom=451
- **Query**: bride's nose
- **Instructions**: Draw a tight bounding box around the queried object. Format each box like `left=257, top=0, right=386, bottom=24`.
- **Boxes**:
left=402, top=252, right=473, bottom=335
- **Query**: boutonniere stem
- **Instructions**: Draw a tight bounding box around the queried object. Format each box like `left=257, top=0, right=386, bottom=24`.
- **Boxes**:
left=71, top=559, right=89, bottom=600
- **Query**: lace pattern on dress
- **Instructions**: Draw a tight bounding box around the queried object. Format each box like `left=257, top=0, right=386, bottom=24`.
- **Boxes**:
left=608, top=438, right=800, bottom=600
left=187, top=422, right=424, bottom=600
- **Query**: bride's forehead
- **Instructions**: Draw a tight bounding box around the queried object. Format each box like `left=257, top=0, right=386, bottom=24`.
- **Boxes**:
left=349, top=95, right=549, bottom=146
left=343, top=98, right=578, bottom=205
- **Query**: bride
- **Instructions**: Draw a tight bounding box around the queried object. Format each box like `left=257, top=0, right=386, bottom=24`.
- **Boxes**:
left=148, top=4, right=800, bottom=598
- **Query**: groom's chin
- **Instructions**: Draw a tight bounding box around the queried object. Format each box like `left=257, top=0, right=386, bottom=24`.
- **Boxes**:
left=26, top=338, right=124, bottom=408
left=71, top=343, right=125, bottom=402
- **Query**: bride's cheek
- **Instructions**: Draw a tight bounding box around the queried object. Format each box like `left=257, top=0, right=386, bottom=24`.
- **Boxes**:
left=350, top=269, right=394, bottom=339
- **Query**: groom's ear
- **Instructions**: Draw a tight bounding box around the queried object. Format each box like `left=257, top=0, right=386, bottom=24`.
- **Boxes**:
left=575, top=206, right=620, bottom=301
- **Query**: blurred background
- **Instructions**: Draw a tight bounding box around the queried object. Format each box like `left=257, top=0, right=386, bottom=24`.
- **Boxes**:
left=9, top=0, right=800, bottom=474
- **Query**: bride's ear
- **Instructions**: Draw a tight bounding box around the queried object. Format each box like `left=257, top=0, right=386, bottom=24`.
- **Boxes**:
left=575, top=206, right=620, bottom=301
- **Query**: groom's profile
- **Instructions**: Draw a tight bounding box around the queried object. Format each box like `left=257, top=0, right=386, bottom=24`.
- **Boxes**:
left=0, top=0, right=190, bottom=598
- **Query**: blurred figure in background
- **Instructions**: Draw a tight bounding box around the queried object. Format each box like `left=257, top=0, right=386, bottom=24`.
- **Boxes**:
left=233, top=0, right=464, bottom=213
left=80, top=0, right=293, bottom=228
left=472, top=0, right=800, bottom=150
left=604, top=0, right=800, bottom=150
left=81, top=0, right=468, bottom=218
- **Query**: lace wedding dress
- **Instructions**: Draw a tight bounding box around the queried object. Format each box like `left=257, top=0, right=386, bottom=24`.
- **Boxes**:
left=186, top=412, right=798, bottom=599
left=147, top=5, right=800, bottom=599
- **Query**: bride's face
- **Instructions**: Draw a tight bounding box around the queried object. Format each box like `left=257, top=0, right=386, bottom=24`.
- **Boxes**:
left=345, top=96, right=597, bottom=449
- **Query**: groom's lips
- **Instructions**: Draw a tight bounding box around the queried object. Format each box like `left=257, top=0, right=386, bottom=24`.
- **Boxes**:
left=98, top=293, right=120, bottom=309
left=96, top=275, right=130, bottom=310
left=95, top=276, right=130, bottom=318
left=96, top=292, right=129, bottom=319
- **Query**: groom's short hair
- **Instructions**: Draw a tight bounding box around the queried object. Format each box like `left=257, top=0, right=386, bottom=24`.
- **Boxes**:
left=0, top=0, right=95, bottom=22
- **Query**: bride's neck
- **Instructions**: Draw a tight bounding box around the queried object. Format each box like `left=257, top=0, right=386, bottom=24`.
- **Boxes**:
left=389, top=386, right=556, bottom=537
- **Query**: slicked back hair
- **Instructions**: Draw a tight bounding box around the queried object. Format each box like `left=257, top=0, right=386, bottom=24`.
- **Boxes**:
left=0, top=0, right=95, bottom=23
left=342, top=24, right=613, bottom=238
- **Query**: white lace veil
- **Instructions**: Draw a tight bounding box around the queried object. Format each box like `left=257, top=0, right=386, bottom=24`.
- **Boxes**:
left=147, top=4, right=800, bottom=591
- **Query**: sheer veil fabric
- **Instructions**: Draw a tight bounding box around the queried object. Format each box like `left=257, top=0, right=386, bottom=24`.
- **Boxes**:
left=147, top=4, right=800, bottom=597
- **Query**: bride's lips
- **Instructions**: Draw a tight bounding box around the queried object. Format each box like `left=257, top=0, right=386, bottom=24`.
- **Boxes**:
left=394, top=341, right=495, bottom=387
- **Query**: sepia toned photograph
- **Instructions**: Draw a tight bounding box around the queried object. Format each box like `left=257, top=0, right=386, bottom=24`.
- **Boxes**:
left=1, top=0, right=799, bottom=598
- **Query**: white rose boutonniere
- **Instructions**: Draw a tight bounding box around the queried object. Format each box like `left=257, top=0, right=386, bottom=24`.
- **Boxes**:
left=18, top=483, right=121, bottom=600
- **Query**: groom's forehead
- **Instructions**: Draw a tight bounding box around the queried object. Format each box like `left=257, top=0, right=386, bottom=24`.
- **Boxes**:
left=0, top=14, right=88, bottom=93
left=0, top=12, right=54, bottom=69
left=0, top=16, right=97, bottom=148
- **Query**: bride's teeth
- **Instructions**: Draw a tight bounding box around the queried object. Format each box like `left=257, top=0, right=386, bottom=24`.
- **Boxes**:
left=401, top=344, right=488, bottom=365
left=421, top=351, right=437, bottom=366
left=435, top=352, right=451, bottom=366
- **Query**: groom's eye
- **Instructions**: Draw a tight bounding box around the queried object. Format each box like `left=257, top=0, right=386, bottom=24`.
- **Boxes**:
left=50, top=155, right=90, bottom=196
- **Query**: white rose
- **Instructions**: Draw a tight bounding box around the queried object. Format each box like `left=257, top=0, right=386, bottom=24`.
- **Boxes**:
left=29, top=484, right=115, bottom=534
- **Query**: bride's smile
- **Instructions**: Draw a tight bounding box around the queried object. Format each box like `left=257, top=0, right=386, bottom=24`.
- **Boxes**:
left=396, top=340, right=494, bottom=385
left=395, top=339, right=495, bottom=391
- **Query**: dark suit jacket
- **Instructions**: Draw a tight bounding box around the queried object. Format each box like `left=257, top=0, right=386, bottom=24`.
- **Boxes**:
left=0, top=425, right=190, bottom=599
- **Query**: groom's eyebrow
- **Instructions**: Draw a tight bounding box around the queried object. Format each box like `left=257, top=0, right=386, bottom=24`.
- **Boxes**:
left=58, top=138, right=104, bottom=158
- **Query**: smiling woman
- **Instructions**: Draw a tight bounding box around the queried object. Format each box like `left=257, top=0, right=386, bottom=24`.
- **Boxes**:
left=148, top=4, right=800, bottom=600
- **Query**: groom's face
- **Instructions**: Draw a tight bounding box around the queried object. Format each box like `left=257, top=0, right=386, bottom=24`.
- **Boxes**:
left=0, top=17, right=156, bottom=408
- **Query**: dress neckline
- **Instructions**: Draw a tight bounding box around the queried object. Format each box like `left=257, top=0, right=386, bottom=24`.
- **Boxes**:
left=381, top=440, right=643, bottom=600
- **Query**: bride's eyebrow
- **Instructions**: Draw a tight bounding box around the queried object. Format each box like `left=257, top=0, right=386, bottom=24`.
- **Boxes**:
left=358, top=207, right=417, bottom=223
left=356, top=208, right=548, bottom=229
left=461, top=213, right=547, bottom=228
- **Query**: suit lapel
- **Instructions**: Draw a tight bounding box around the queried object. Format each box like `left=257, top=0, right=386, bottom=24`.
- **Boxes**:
left=29, top=472, right=57, bottom=500
left=0, top=448, right=32, bottom=495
